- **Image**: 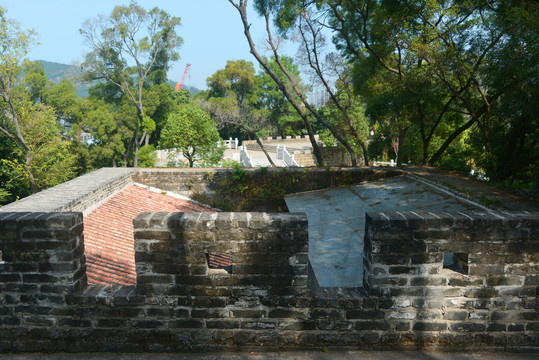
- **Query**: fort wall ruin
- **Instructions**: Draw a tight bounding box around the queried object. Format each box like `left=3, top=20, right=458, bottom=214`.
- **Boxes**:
left=0, top=168, right=537, bottom=352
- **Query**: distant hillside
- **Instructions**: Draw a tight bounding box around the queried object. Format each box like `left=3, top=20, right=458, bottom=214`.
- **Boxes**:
left=39, top=60, right=91, bottom=97
left=38, top=60, right=201, bottom=98
left=166, top=80, right=201, bottom=97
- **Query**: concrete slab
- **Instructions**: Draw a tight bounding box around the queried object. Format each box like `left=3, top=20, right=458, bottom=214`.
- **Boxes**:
left=285, top=175, right=482, bottom=288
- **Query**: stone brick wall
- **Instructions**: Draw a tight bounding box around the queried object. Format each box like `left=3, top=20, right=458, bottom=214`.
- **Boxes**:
left=0, top=211, right=312, bottom=352
left=0, top=168, right=134, bottom=213
left=360, top=210, right=538, bottom=348
left=133, top=212, right=309, bottom=299
left=0, top=200, right=537, bottom=352
left=132, top=168, right=402, bottom=200
left=132, top=168, right=231, bottom=197
left=293, top=148, right=365, bottom=167
left=293, top=153, right=317, bottom=167
left=323, top=147, right=367, bottom=167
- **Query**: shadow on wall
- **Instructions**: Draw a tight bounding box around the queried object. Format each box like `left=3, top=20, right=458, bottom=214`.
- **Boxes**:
left=0, top=209, right=537, bottom=352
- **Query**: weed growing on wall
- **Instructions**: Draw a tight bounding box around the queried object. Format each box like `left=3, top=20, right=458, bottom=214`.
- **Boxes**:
left=192, top=167, right=403, bottom=212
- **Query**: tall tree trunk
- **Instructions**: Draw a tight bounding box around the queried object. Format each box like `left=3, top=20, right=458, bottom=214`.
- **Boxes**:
left=229, top=1, right=325, bottom=166
left=429, top=117, right=477, bottom=165
left=396, top=128, right=408, bottom=167
left=297, top=12, right=368, bottom=166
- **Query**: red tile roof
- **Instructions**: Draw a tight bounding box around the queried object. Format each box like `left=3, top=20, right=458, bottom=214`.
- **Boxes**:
left=83, top=184, right=215, bottom=286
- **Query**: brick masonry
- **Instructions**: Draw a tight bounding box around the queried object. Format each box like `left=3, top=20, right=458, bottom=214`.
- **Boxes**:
left=0, top=208, right=537, bottom=352
left=0, top=168, right=135, bottom=213
left=132, top=167, right=402, bottom=198
left=0, top=168, right=537, bottom=352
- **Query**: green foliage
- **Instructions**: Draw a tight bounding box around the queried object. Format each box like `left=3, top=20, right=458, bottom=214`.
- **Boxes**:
left=255, top=56, right=306, bottom=136
left=478, top=194, right=502, bottom=208
left=138, top=145, right=157, bottom=168
left=200, top=57, right=307, bottom=141
left=223, top=168, right=301, bottom=211
left=231, top=162, right=246, bottom=182
left=80, top=1, right=183, bottom=166
left=254, top=0, right=538, bottom=189
left=0, top=187, right=9, bottom=204
left=0, top=7, right=81, bottom=197
left=320, top=83, right=369, bottom=160
left=220, top=158, right=242, bottom=168
left=37, top=61, right=91, bottom=97
left=160, top=103, right=224, bottom=167
left=2, top=100, right=77, bottom=191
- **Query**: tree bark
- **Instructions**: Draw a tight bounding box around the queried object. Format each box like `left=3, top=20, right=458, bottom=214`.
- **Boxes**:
left=229, top=0, right=325, bottom=166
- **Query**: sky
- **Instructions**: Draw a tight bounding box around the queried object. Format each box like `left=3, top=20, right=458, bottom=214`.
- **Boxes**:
left=2, top=0, right=298, bottom=90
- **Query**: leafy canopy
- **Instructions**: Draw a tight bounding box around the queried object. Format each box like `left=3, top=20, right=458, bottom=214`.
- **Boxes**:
left=160, top=104, right=224, bottom=167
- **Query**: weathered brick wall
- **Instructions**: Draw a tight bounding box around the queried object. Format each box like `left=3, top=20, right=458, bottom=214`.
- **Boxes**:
left=0, top=212, right=87, bottom=294
left=133, top=212, right=309, bottom=299
left=132, top=168, right=231, bottom=196
left=293, top=153, right=317, bottom=167
left=292, top=148, right=365, bottom=167
left=0, top=209, right=537, bottom=352
left=320, top=147, right=365, bottom=167
left=132, top=168, right=402, bottom=199
left=0, top=211, right=311, bottom=352
left=360, top=211, right=538, bottom=348
left=0, top=168, right=134, bottom=213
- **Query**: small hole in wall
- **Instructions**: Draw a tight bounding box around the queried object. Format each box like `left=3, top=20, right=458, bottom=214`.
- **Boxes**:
left=443, top=252, right=468, bottom=275
left=206, top=253, right=232, bottom=274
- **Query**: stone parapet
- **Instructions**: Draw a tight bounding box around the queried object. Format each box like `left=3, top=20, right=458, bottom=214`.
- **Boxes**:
left=0, top=168, right=134, bottom=213
left=0, top=169, right=537, bottom=353
left=361, top=210, right=538, bottom=348
left=133, top=212, right=309, bottom=299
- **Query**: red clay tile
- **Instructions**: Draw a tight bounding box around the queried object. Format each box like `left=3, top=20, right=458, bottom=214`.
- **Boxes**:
left=84, top=185, right=215, bottom=286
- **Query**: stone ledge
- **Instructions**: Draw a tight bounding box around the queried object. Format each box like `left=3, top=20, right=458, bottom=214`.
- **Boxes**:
left=0, top=168, right=135, bottom=213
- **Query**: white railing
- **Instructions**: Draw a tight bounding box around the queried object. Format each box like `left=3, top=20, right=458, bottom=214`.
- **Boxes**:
left=156, top=149, right=185, bottom=167
left=372, top=159, right=395, bottom=167
left=277, top=144, right=300, bottom=167
left=224, top=137, right=239, bottom=150
left=240, top=145, right=253, bottom=167
left=276, top=144, right=284, bottom=160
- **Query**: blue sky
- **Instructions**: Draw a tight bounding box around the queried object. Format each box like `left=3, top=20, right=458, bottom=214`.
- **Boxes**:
left=2, top=0, right=298, bottom=90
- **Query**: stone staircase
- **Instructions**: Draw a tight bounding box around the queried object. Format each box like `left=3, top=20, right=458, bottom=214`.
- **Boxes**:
left=244, top=142, right=312, bottom=154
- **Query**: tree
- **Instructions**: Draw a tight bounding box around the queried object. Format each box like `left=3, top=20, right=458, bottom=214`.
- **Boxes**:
left=295, top=8, right=370, bottom=165
left=230, top=0, right=367, bottom=166
left=256, top=56, right=307, bottom=137
left=0, top=7, right=40, bottom=193
left=80, top=1, right=182, bottom=167
left=199, top=58, right=304, bottom=167
left=1, top=100, right=76, bottom=192
left=263, top=0, right=537, bottom=183
left=159, top=103, right=224, bottom=168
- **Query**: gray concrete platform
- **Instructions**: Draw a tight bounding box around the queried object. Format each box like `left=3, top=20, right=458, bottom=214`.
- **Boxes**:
left=285, top=176, right=483, bottom=288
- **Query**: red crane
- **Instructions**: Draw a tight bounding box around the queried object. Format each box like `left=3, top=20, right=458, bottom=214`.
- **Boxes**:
left=175, top=63, right=191, bottom=92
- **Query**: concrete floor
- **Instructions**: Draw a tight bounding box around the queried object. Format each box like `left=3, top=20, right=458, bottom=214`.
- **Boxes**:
left=285, top=176, right=483, bottom=288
